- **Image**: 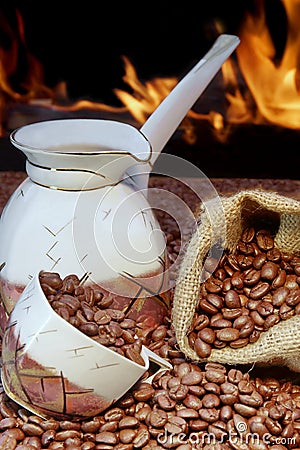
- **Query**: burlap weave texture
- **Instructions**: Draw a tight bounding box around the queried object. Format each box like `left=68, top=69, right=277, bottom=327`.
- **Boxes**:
left=172, top=189, right=300, bottom=372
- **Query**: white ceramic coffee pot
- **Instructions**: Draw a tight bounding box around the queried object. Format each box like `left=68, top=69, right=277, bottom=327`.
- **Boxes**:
left=0, top=34, right=240, bottom=335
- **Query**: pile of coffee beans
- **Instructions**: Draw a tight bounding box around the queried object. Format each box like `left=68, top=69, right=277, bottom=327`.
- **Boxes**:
left=188, top=227, right=300, bottom=359
left=39, top=271, right=145, bottom=366
left=1, top=267, right=300, bottom=448
left=1, top=355, right=300, bottom=449
left=2, top=176, right=300, bottom=448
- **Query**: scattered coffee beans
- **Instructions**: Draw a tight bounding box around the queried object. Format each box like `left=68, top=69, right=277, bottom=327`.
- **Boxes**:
left=189, top=227, right=300, bottom=359
left=1, top=177, right=300, bottom=448
left=39, top=271, right=145, bottom=366
left=1, top=357, right=300, bottom=449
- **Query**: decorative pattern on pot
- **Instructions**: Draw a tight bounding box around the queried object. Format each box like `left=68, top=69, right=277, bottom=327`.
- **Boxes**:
left=1, top=271, right=172, bottom=419
left=0, top=119, right=170, bottom=335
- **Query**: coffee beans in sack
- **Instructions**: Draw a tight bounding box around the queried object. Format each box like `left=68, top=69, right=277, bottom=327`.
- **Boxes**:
left=172, top=189, right=300, bottom=372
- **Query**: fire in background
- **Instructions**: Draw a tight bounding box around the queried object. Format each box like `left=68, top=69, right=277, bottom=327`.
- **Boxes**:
left=0, top=1, right=300, bottom=179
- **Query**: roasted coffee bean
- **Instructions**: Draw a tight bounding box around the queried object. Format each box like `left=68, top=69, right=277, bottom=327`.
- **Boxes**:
left=261, top=261, right=278, bottom=280
left=40, top=273, right=145, bottom=365
left=125, top=347, right=145, bottom=366
left=39, top=271, right=63, bottom=290
left=95, top=430, right=118, bottom=445
left=0, top=417, right=18, bottom=429
left=213, top=339, right=227, bottom=349
left=239, top=390, right=263, bottom=407
left=231, top=271, right=244, bottom=289
left=248, top=329, right=260, bottom=343
left=224, top=290, right=241, bottom=308
left=156, top=393, right=176, bottom=411
left=249, top=282, right=270, bottom=300
left=257, top=301, right=274, bottom=316
left=56, top=294, right=81, bottom=312
left=263, top=314, right=280, bottom=330
left=237, top=242, right=254, bottom=255
left=267, top=247, right=282, bottom=262
left=220, top=394, right=239, bottom=409
left=210, top=318, right=232, bottom=329
left=3, top=427, right=25, bottom=441
left=205, top=361, right=227, bottom=373
left=183, top=394, right=202, bottom=410
left=0, top=434, right=17, bottom=449
left=151, top=325, right=167, bottom=341
left=202, top=393, right=220, bottom=408
left=210, top=312, right=223, bottom=326
left=272, top=269, right=287, bottom=288
left=265, top=416, right=283, bottom=435
left=269, top=404, right=286, bottom=420
left=256, top=230, right=274, bottom=251
left=81, top=301, right=95, bottom=321
left=94, top=310, right=112, bottom=325
left=243, top=269, right=261, bottom=286
left=227, top=254, right=241, bottom=271
left=132, top=384, right=155, bottom=402
left=286, top=289, right=300, bottom=307
left=207, top=422, right=227, bottom=441
left=199, top=407, right=220, bottom=423
left=198, top=327, right=216, bottom=344
left=78, top=322, right=99, bottom=336
left=222, top=308, right=242, bottom=320
left=249, top=310, right=265, bottom=327
left=223, top=264, right=235, bottom=277
left=169, top=384, right=189, bottom=401
left=241, top=227, right=255, bottom=243
left=279, top=303, right=294, bottom=320
left=253, top=254, right=267, bottom=270
left=233, top=315, right=253, bottom=330
left=199, top=298, right=218, bottom=315
left=188, top=385, right=205, bottom=397
left=194, top=337, right=212, bottom=358
left=229, top=337, right=249, bottom=348
left=222, top=277, right=232, bottom=291
left=205, top=369, right=226, bottom=384
left=273, top=286, right=290, bottom=306
left=98, top=294, right=114, bottom=309
left=206, top=293, right=224, bottom=309
left=4, top=198, right=300, bottom=450
left=237, top=254, right=253, bottom=269
left=285, top=274, right=299, bottom=290
left=216, top=328, right=240, bottom=342
left=215, top=268, right=227, bottom=281
left=205, top=278, right=223, bottom=293
left=192, top=314, right=210, bottom=331
left=61, top=275, right=78, bottom=294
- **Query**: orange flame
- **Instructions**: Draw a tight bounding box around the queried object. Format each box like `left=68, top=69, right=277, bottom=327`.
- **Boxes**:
left=224, top=0, right=300, bottom=129
left=1, top=2, right=300, bottom=140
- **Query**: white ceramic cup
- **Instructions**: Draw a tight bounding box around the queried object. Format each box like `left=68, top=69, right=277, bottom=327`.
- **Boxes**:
left=1, top=271, right=171, bottom=419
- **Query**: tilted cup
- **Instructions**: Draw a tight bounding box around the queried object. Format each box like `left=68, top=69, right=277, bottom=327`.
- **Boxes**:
left=1, top=271, right=171, bottom=420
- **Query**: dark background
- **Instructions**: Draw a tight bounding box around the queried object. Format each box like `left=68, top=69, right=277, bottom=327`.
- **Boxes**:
left=0, top=0, right=299, bottom=180
left=0, top=0, right=260, bottom=104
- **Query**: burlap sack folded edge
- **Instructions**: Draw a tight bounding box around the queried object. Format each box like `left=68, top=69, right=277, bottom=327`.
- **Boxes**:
left=171, top=189, right=300, bottom=372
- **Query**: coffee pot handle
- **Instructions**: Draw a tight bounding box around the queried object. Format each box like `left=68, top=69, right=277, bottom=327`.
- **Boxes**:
left=127, top=34, right=240, bottom=192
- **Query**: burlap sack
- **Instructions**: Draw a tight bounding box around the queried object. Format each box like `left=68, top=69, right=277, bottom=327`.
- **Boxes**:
left=172, top=189, right=300, bottom=372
